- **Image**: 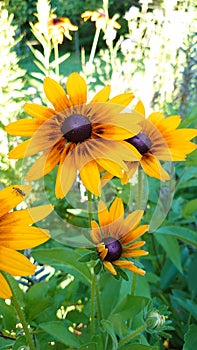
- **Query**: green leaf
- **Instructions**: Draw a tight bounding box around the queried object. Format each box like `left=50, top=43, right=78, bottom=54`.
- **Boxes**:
left=181, top=104, right=197, bottom=127
left=94, top=260, right=102, bottom=275
left=188, top=251, right=197, bottom=296
left=183, top=324, right=197, bottom=350
left=101, top=319, right=118, bottom=350
left=50, top=52, right=70, bottom=68
left=0, top=299, right=17, bottom=331
left=32, top=248, right=92, bottom=285
left=119, top=344, right=156, bottom=350
left=0, top=338, right=14, bottom=349
left=39, top=321, right=82, bottom=347
left=156, top=226, right=197, bottom=248
left=154, top=234, right=182, bottom=272
left=12, top=336, right=27, bottom=350
left=173, top=297, right=197, bottom=321
left=183, top=199, right=197, bottom=217
left=78, top=252, right=98, bottom=262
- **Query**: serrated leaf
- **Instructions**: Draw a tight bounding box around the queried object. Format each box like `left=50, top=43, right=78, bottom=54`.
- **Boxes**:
left=154, top=234, right=182, bottom=273
left=156, top=226, right=197, bottom=248
left=32, top=248, right=91, bottom=285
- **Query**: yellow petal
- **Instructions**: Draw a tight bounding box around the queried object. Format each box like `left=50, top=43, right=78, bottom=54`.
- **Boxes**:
left=0, top=226, right=50, bottom=250
left=0, top=246, right=35, bottom=276
left=55, top=146, right=77, bottom=198
left=109, top=197, right=124, bottom=222
left=0, top=204, right=53, bottom=226
left=123, top=241, right=146, bottom=250
left=66, top=72, right=87, bottom=105
left=123, top=210, right=144, bottom=235
left=113, top=260, right=145, bottom=276
left=103, top=261, right=117, bottom=275
left=108, top=93, right=134, bottom=108
left=96, top=158, right=123, bottom=178
left=121, top=250, right=148, bottom=258
left=121, top=225, right=149, bottom=245
left=24, top=103, right=56, bottom=120
left=0, top=185, right=32, bottom=218
left=80, top=160, right=101, bottom=197
left=98, top=200, right=111, bottom=229
left=141, top=154, right=170, bottom=181
left=0, top=273, right=12, bottom=299
left=134, top=100, right=145, bottom=116
left=90, top=85, right=111, bottom=103
left=26, top=139, right=65, bottom=181
left=94, top=124, right=138, bottom=140
left=44, top=77, right=71, bottom=111
left=90, top=220, right=102, bottom=244
left=5, top=119, right=42, bottom=136
left=100, top=248, right=108, bottom=260
left=121, top=162, right=139, bottom=185
left=8, top=139, right=32, bottom=159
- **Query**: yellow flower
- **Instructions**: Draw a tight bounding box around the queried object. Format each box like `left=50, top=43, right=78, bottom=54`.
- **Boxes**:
left=81, top=9, right=121, bottom=31
left=47, top=14, right=78, bottom=44
left=0, top=184, right=53, bottom=299
left=123, top=100, right=197, bottom=183
left=6, top=72, right=142, bottom=198
left=90, top=197, right=149, bottom=277
left=35, top=13, right=78, bottom=44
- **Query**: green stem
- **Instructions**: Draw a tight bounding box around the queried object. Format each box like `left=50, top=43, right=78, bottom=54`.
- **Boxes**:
left=131, top=168, right=143, bottom=295
left=131, top=272, right=137, bottom=296
left=91, top=274, right=97, bottom=334
left=137, top=167, right=143, bottom=209
left=118, top=324, right=147, bottom=348
left=88, top=27, right=101, bottom=67
left=87, top=190, right=92, bottom=226
left=95, top=278, right=102, bottom=321
left=54, top=43, right=59, bottom=78
left=2, top=272, right=36, bottom=350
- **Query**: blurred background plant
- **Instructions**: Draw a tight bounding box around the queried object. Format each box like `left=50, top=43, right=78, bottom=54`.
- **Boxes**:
left=0, top=0, right=197, bottom=349
left=28, top=0, right=78, bottom=81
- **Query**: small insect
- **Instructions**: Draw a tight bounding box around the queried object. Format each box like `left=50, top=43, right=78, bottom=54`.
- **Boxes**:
left=12, top=187, right=26, bottom=196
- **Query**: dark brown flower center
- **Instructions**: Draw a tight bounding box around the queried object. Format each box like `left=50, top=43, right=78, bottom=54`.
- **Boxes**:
left=126, top=133, right=152, bottom=155
left=52, top=17, right=62, bottom=25
left=61, top=114, right=92, bottom=143
left=102, top=237, right=122, bottom=262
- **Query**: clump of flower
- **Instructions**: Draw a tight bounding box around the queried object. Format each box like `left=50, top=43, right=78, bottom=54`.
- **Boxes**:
left=6, top=72, right=143, bottom=198
left=0, top=184, right=53, bottom=299
left=89, top=197, right=149, bottom=278
left=123, top=100, right=197, bottom=183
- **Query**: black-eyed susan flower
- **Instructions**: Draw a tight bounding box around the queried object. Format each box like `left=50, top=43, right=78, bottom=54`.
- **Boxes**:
left=6, top=72, right=143, bottom=198
left=123, top=100, right=197, bottom=183
left=81, top=9, right=121, bottom=31
left=90, top=197, right=149, bottom=277
left=47, top=14, right=78, bottom=44
left=35, top=12, right=78, bottom=45
left=0, top=184, right=53, bottom=299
